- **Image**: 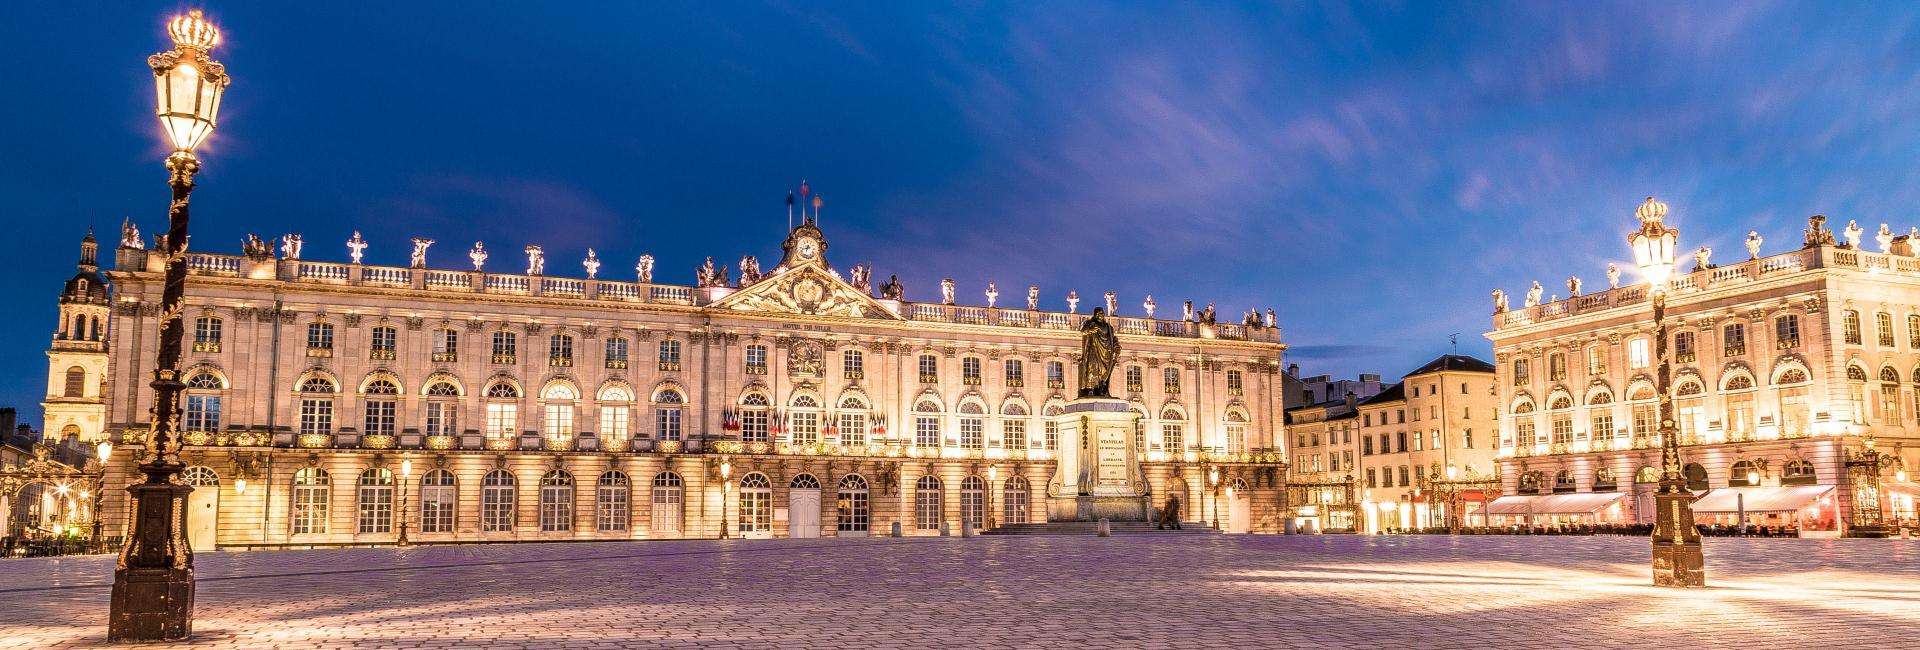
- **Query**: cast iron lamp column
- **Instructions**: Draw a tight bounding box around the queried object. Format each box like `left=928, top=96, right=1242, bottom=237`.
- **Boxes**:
left=1208, top=467, right=1221, bottom=530
left=719, top=460, right=732, bottom=539
left=109, top=10, right=231, bottom=641
left=90, top=442, right=112, bottom=549
left=1630, top=196, right=1706, bottom=587
left=397, top=459, right=413, bottom=546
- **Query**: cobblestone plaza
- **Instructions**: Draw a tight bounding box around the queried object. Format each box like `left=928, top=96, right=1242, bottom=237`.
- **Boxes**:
left=3, top=535, right=1916, bottom=648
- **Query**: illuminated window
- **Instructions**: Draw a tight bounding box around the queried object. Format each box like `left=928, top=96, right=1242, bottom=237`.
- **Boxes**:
left=738, top=473, right=771, bottom=534
left=356, top=468, right=394, bottom=534
left=915, top=475, right=943, bottom=530
left=539, top=470, right=575, bottom=532
left=1002, top=476, right=1030, bottom=524
left=960, top=476, right=985, bottom=528
left=419, top=469, right=456, bottom=533
left=291, top=468, right=330, bottom=535
left=482, top=470, right=517, bottom=532
left=596, top=471, right=630, bottom=532
left=651, top=472, right=683, bottom=532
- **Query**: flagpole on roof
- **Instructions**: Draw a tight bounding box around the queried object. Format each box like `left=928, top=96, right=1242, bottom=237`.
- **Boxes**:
left=787, top=190, right=795, bottom=232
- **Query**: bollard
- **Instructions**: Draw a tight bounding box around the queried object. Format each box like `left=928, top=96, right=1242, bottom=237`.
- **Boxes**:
left=962, top=520, right=975, bottom=537
left=891, top=521, right=903, bottom=537
left=939, top=521, right=951, bottom=537
left=1097, top=517, right=1111, bottom=537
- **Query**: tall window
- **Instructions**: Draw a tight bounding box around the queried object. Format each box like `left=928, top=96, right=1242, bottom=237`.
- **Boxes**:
left=491, top=331, right=517, bottom=364
left=843, top=349, right=864, bottom=380
left=482, top=469, right=517, bottom=532
left=193, top=316, right=222, bottom=351
left=1161, top=409, right=1185, bottom=450
left=837, top=397, right=869, bottom=446
left=959, top=404, right=985, bottom=449
left=596, top=471, right=630, bottom=532
left=1226, top=370, right=1244, bottom=395
left=1226, top=413, right=1247, bottom=454
left=1672, top=332, right=1694, bottom=363
left=1723, top=323, right=1746, bottom=356
left=433, top=328, right=458, bottom=362
left=961, top=357, right=982, bottom=385
left=1879, top=367, right=1900, bottom=424
left=298, top=377, right=336, bottom=435
left=739, top=393, right=770, bottom=443
left=1512, top=358, right=1530, bottom=385
left=1004, top=359, right=1024, bottom=387
left=599, top=385, right=634, bottom=449
left=549, top=334, right=574, bottom=366
left=918, top=354, right=939, bottom=383
left=836, top=475, right=869, bottom=533
left=1877, top=312, right=1895, bottom=347
left=362, top=379, right=398, bottom=437
left=1628, top=339, right=1650, bottom=369
left=913, top=400, right=942, bottom=447
left=357, top=468, right=395, bottom=534
left=291, top=468, right=330, bottom=535
left=1003, top=476, right=1030, bottom=525
left=1003, top=403, right=1029, bottom=449
left=1163, top=367, right=1182, bottom=394
left=1775, top=314, right=1801, bottom=348
left=651, top=472, right=684, bottom=532
left=1047, top=361, right=1065, bottom=389
left=1725, top=383, right=1754, bottom=440
left=657, top=339, right=681, bottom=371
left=1847, top=365, right=1869, bottom=424
left=1777, top=367, right=1811, bottom=437
left=654, top=388, right=685, bottom=440
left=960, top=476, right=985, bottom=528
left=542, top=382, right=578, bottom=446
left=744, top=344, right=768, bottom=375
left=739, top=473, right=772, bottom=534
left=484, top=381, right=521, bottom=442
left=790, top=396, right=821, bottom=445
left=63, top=366, right=85, bottom=398
left=307, top=322, right=335, bottom=354
left=604, top=337, right=629, bottom=369
left=419, top=469, right=456, bottom=533
left=185, top=371, right=223, bottom=434
left=1548, top=352, right=1567, bottom=380
left=370, top=325, right=397, bottom=360
left=915, top=475, right=944, bottom=530
left=1910, top=315, right=1920, bottom=349
left=1844, top=310, right=1862, bottom=345
left=1586, top=345, right=1607, bottom=374
left=539, top=470, right=575, bottom=532
left=1126, top=366, right=1144, bottom=392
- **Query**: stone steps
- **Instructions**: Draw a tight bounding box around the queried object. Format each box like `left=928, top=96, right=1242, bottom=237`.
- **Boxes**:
left=981, top=521, right=1220, bottom=536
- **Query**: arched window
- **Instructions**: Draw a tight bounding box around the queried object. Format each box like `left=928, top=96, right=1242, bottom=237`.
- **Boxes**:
left=297, top=375, right=337, bottom=436
left=1774, top=362, right=1813, bottom=437
left=362, top=377, right=400, bottom=438
left=1553, top=469, right=1575, bottom=493
left=185, top=371, right=224, bottom=435
left=542, top=381, right=579, bottom=445
left=1593, top=466, right=1617, bottom=490
left=1847, top=365, right=1869, bottom=424
left=836, top=396, right=870, bottom=446
left=960, top=476, right=986, bottom=527
left=957, top=401, right=985, bottom=449
left=596, top=471, right=631, bottom=532
left=1880, top=366, right=1902, bottom=425
left=789, top=394, right=822, bottom=444
left=419, top=469, right=456, bottom=533
left=1683, top=463, right=1709, bottom=491
left=1635, top=466, right=1661, bottom=484
left=482, top=469, right=517, bottom=532
left=539, top=470, right=575, bottom=532
left=651, top=472, right=683, bottom=533
left=182, top=466, right=219, bottom=487
left=836, top=474, right=869, bottom=533
left=1781, top=459, right=1817, bottom=486
left=790, top=473, right=821, bottom=490
left=356, top=468, right=395, bottom=534
left=914, top=475, right=944, bottom=530
left=422, top=377, right=460, bottom=438
left=291, top=468, right=330, bottom=535
left=653, top=386, right=686, bottom=441
left=1843, top=309, right=1862, bottom=344
left=484, top=379, right=521, bottom=443
left=1043, top=403, right=1064, bottom=450
left=913, top=399, right=943, bottom=448
left=1160, top=407, right=1186, bottom=451
left=599, top=384, right=635, bottom=449
left=738, top=391, right=770, bottom=443
left=739, top=473, right=772, bottom=534
left=1516, top=471, right=1542, bottom=495
left=1002, top=476, right=1030, bottom=524
left=1002, top=401, right=1030, bottom=450
left=63, top=366, right=86, bottom=397
left=1729, top=460, right=1759, bottom=487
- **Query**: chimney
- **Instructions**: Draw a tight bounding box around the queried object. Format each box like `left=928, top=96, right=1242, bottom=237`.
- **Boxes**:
left=1345, top=391, right=1357, bottom=410
left=1286, top=363, right=1300, bottom=377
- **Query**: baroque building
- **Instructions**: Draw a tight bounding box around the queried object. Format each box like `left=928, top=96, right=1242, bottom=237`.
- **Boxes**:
left=63, top=214, right=1287, bottom=548
left=1488, top=206, right=1919, bottom=535
left=1352, top=354, right=1497, bottom=533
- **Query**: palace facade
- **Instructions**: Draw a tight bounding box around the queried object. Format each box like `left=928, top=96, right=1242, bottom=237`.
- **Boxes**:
left=51, top=216, right=1287, bottom=548
left=1488, top=206, right=1919, bottom=535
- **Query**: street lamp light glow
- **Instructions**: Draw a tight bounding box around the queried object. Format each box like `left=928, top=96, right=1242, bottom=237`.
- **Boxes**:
left=96, top=441, right=113, bottom=464
left=1628, top=196, right=1678, bottom=288
left=151, top=10, right=229, bottom=153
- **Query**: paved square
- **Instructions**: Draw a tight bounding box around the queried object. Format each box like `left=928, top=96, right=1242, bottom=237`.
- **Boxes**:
left=2, top=535, right=1916, bottom=648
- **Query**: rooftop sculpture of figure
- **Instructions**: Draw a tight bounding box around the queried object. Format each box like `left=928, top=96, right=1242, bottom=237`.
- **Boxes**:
left=469, top=242, right=488, bottom=270
left=410, top=238, right=433, bottom=269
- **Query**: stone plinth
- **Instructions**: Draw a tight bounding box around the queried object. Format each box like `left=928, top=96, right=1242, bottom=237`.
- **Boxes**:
left=1048, top=397, right=1149, bottom=521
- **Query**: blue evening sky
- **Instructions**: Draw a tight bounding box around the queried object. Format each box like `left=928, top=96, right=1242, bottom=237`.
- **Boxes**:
left=3, top=2, right=1919, bottom=427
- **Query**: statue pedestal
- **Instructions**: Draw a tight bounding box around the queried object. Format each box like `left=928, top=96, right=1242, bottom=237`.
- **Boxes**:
left=1048, top=397, right=1149, bottom=522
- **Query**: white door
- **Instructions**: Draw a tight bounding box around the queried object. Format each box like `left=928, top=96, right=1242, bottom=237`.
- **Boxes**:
left=788, top=489, right=820, bottom=538
left=1228, top=492, right=1252, bottom=533
left=186, top=485, right=219, bottom=551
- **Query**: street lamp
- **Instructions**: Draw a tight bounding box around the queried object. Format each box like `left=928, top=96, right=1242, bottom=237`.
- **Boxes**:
left=719, top=460, right=732, bottom=540
left=397, top=459, right=413, bottom=547
left=986, top=465, right=999, bottom=530
left=110, top=10, right=230, bottom=641
left=91, top=442, right=112, bottom=547
left=1208, top=467, right=1221, bottom=530
left=1629, top=196, right=1705, bottom=588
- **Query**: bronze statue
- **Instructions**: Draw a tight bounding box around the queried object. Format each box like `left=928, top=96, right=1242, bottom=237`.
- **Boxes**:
left=1078, top=307, right=1120, bottom=398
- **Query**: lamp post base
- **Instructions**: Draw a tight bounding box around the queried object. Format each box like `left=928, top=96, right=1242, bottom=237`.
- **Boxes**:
left=1650, top=490, right=1705, bottom=587
left=107, top=480, right=196, bottom=641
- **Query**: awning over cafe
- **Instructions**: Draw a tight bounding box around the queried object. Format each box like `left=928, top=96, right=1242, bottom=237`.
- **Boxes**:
left=1484, top=492, right=1628, bottom=516
left=1690, top=485, right=1833, bottom=513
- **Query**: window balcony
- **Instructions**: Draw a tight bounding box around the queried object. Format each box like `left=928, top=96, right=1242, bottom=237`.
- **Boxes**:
left=491, top=353, right=516, bottom=365
left=1723, top=346, right=1745, bottom=357
left=920, top=374, right=939, bottom=384
left=606, top=359, right=629, bottom=370
left=1675, top=353, right=1696, bottom=364
left=1005, top=378, right=1023, bottom=388
left=659, top=361, right=681, bottom=372
left=432, top=352, right=458, bottom=363
left=370, top=349, right=397, bottom=361
left=1126, top=383, right=1143, bottom=394
left=844, top=370, right=864, bottom=380
left=1165, top=385, right=1181, bottom=394
left=746, top=364, right=767, bottom=375
left=306, top=346, right=333, bottom=358
left=1048, top=380, right=1065, bottom=389
left=1777, top=338, right=1799, bottom=350
left=962, top=376, right=982, bottom=386
left=192, top=341, right=221, bottom=353
left=549, top=355, right=573, bottom=367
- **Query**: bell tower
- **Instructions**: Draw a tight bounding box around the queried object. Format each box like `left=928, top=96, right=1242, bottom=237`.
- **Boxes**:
left=43, top=229, right=113, bottom=445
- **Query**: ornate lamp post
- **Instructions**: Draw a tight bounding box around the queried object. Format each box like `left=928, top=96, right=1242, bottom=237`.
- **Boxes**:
left=986, top=464, right=999, bottom=530
left=1630, top=196, right=1705, bottom=587
left=1844, top=436, right=1899, bottom=537
left=90, top=441, right=112, bottom=548
left=1208, top=467, right=1221, bottom=530
left=397, top=459, right=413, bottom=546
left=718, top=460, right=732, bottom=539
left=109, top=10, right=231, bottom=641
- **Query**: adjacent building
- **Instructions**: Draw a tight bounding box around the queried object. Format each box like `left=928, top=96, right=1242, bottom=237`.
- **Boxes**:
left=1352, top=355, right=1498, bottom=532
left=53, top=215, right=1289, bottom=548
left=1488, top=204, right=1920, bottom=535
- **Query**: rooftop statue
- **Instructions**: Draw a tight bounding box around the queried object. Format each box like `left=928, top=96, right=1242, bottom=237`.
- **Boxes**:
left=1606, top=263, right=1620, bottom=289
left=1027, top=285, right=1039, bottom=310
left=1143, top=295, right=1156, bottom=319
left=636, top=254, right=654, bottom=283
left=347, top=231, right=367, bottom=264
left=469, top=242, right=488, bottom=271
left=940, top=278, right=956, bottom=305
left=242, top=233, right=271, bottom=261
left=1524, top=281, right=1543, bottom=308
left=1491, top=288, right=1508, bottom=314
left=1103, top=291, right=1117, bottom=316
left=525, top=245, right=545, bottom=275
left=410, top=238, right=433, bottom=269
left=880, top=274, right=904, bottom=300
left=583, top=248, right=601, bottom=279
left=985, top=282, right=999, bottom=308
left=1077, top=307, right=1120, bottom=399
left=1066, top=290, right=1080, bottom=314
left=1843, top=220, right=1864, bottom=249
left=121, top=218, right=144, bottom=249
left=1878, top=223, right=1895, bottom=253
left=1745, top=231, right=1763, bottom=259
left=281, top=233, right=303, bottom=260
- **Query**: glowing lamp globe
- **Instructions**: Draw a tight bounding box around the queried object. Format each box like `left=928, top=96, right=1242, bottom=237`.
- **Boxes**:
left=150, top=10, right=230, bottom=153
left=1629, top=196, right=1678, bottom=287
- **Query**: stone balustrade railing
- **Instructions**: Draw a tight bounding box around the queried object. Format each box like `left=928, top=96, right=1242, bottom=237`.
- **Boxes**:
left=1495, top=246, right=1832, bottom=329
left=146, top=251, right=1280, bottom=342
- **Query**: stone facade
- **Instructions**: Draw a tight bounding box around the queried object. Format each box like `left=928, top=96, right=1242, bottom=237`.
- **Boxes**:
left=1488, top=211, right=1920, bottom=533
left=1351, top=355, right=1498, bottom=532
left=52, top=217, right=1289, bottom=546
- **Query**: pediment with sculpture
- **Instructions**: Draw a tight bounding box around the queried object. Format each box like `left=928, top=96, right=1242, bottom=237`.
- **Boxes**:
left=709, top=263, right=902, bottom=320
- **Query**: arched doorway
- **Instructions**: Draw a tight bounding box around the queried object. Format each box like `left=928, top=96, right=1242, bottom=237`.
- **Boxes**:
left=1166, top=474, right=1192, bottom=524
left=182, top=466, right=220, bottom=551
left=787, top=474, right=821, bottom=538
left=836, top=474, right=869, bottom=536
left=1227, top=478, right=1252, bottom=533
left=738, top=473, right=772, bottom=539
